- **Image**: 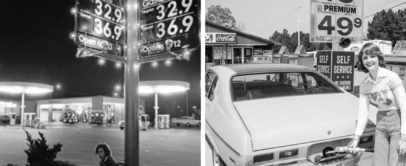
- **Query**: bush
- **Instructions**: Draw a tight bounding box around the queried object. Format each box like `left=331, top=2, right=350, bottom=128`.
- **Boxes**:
left=53, top=161, right=78, bottom=166
left=2, top=164, right=20, bottom=166
left=24, top=130, right=63, bottom=166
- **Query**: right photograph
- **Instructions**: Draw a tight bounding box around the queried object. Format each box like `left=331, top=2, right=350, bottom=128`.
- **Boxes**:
left=205, top=0, right=406, bottom=165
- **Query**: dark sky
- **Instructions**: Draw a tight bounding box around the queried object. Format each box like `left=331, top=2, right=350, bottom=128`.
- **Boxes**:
left=0, top=0, right=201, bottom=109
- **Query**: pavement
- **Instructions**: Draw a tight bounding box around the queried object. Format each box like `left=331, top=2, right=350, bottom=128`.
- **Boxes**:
left=0, top=122, right=201, bottom=166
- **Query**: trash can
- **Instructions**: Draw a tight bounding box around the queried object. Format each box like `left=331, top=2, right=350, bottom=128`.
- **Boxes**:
left=9, top=113, right=16, bottom=126
left=288, top=55, right=299, bottom=65
left=298, top=53, right=314, bottom=68
left=158, top=115, right=164, bottom=129
left=273, top=54, right=281, bottom=63
left=140, top=114, right=149, bottom=130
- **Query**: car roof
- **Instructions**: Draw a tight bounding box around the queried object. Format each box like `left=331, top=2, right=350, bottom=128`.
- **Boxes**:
left=216, top=63, right=313, bottom=74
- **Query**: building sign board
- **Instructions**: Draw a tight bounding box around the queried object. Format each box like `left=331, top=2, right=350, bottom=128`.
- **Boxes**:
left=74, top=0, right=125, bottom=56
left=316, top=51, right=354, bottom=92
left=139, top=0, right=199, bottom=59
left=310, top=0, right=364, bottom=43
left=205, top=33, right=237, bottom=44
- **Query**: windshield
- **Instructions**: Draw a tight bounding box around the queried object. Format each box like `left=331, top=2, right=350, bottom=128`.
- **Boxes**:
left=231, top=72, right=342, bottom=101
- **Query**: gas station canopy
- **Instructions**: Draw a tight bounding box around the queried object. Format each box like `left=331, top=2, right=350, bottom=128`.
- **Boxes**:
left=139, top=81, right=190, bottom=94
left=0, top=82, right=54, bottom=94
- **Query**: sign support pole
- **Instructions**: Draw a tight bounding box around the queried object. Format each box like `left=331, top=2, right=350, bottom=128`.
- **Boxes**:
left=125, top=0, right=140, bottom=165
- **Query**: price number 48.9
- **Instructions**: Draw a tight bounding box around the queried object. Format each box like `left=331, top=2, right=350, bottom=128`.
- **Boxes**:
left=318, top=16, right=362, bottom=36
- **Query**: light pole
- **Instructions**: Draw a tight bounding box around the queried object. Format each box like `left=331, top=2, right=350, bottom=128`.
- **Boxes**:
left=297, top=6, right=301, bottom=46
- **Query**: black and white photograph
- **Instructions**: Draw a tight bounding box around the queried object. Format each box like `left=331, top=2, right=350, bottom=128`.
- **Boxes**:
left=204, top=0, right=406, bottom=166
left=0, top=0, right=200, bottom=166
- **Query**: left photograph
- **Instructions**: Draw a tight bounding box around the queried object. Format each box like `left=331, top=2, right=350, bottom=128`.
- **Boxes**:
left=0, top=0, right=201, bottom=166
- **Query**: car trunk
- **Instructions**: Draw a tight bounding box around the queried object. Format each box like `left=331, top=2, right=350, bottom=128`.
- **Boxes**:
left=233, top=93, right=359, bottom=151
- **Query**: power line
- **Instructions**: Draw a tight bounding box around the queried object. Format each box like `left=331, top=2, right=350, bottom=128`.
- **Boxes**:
left=364, top=1, right=406, bottom=18
left=364, top=0, right=395, bottom=15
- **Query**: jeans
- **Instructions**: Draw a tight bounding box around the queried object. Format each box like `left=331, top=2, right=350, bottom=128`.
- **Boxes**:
left=374, top=109, right=405, bottom=166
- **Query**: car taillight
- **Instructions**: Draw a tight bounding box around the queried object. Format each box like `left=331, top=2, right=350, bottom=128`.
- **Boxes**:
left=253, top=153, right=274, bottom=164
left=359, top=135, right=373, bottom=144
left=279, top=149, right=298, bottom=159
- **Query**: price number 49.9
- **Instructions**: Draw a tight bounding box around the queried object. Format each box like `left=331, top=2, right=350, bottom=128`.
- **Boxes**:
left=318, top=16, right=362, bottom=36
left=156, top=15, right=193, bottom=38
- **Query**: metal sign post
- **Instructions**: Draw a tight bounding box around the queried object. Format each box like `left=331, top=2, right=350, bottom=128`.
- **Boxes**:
left=125, top=0, right=140, bottom=165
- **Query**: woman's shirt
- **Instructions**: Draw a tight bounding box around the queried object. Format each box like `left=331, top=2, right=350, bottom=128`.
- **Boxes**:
left=355, top=67, right=406, bottom=136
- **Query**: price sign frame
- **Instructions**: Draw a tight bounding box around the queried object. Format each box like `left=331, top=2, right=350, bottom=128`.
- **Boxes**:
left=74, top=0, right=126, bottom=56
left=310, top=0, right=364, bottom=43
left=139, top=0, right=200, bottom=59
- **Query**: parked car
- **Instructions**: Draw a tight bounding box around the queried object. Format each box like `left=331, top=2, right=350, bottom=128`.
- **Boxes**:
left=205, top=64, right=377, bottom=166
left=0, top=115, right=10, bottom=123
left=171, top=116, right=201, bottom=127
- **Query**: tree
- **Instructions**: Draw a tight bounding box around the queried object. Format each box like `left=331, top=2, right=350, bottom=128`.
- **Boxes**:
left=206, top=5, right=240, bottom=30
left=367, top=9, right=406, bottom=47
left=269, top=29, right=330, bottom=53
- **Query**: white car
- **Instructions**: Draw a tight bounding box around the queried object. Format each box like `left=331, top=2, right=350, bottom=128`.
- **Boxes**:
left=171, top=116, right=201, bottom=127
left=205, top=64, right=377, bottom=166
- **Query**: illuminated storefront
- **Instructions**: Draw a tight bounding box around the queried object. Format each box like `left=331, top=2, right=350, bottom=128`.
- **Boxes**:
left=0, top=99, right=36, bottom=117
left=205, top=21, right=279, bottom=68
left=36, top=96, right=145, bottom=124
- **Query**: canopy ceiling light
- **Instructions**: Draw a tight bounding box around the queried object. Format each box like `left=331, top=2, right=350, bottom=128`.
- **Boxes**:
left=0, top=82, right=53, bottom=127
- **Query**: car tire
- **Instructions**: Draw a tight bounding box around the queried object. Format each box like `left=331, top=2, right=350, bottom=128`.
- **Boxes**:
left=186, top=123, right=190, bottom=127
left=120, top=127, right=124, bottom=130
left=197, top=122, right=201, bottom=127
left=212, top=149, right=226, bottom=166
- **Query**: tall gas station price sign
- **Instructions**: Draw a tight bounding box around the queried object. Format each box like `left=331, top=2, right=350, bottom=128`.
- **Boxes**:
left=139, top=0, right=199, bottom=61
left=74, top=0, right=125, bottom=56
left=310, top=0, right=363, bottom=43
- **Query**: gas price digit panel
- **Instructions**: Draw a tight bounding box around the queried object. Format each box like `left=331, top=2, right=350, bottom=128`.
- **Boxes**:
left=310, top=0, right=363, bottom=42
left=139, top=0, right=199, bottom=57
left=75, top=0, right=125, bottom=54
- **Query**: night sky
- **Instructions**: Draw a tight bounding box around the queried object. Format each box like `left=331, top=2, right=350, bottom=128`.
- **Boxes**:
left=0, top=0, right=201, bottom=110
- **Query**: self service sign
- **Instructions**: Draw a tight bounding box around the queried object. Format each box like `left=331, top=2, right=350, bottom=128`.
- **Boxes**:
left=317, top=51, right=355, bottom=92
left=310, top=0, right=364, bottom=43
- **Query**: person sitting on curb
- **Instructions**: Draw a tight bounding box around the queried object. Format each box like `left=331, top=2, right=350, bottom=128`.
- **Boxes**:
left=95, top=143, right=118, bottom=166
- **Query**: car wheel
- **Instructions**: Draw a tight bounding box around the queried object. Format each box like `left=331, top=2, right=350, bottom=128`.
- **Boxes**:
left=120, top=127, right=124, bottom=130
left=186, top=123, right=190, bottom=127
left=197, top=122, right=201, bottom=127
left=212, top=149, right=226, bottom=166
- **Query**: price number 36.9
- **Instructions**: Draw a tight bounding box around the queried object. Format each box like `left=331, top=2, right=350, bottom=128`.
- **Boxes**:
left=94, top=18, right=123, bottom=41
left=156, top=15, right=194, bottom=38
left=318, top=15, right=362, bottom=36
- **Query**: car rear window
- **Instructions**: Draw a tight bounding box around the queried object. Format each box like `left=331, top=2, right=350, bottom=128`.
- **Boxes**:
left=231, top=72, right=342, bottom=101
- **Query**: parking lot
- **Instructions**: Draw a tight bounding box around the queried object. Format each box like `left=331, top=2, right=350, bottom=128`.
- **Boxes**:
left=0, top=123, right=200, bottom=166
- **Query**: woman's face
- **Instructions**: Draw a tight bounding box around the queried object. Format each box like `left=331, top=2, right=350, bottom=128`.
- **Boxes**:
left=97, top=147, right=106, bottom=159
left=362, top=52, right=379, bottom=71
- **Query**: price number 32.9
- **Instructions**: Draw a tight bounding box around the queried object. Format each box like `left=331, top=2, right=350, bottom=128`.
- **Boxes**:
left=318, top=15, right=362, bottom=36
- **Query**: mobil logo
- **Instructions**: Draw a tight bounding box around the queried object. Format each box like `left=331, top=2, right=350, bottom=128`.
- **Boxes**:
left=339, top=0, right=353, bottom=3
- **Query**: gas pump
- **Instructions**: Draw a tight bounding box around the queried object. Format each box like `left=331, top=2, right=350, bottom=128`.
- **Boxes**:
left=163, top=115, right=170, bottom=129
left=158, top=115, right=164, bottom=129
left=384, top=41, right=406, bottom=88
left=140, top=114, right=149, bottom=130
left=9, top=113, right=16, bottom=126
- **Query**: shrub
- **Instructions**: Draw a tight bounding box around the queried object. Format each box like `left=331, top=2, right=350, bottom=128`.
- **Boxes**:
left=53, top=160, right=78, bottom=166
left=24, top=130, right=63, bottom=166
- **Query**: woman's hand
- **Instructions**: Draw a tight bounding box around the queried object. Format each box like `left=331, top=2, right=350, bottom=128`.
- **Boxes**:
left=398, top=135, right=406, bottom=155
left=347, top=135, right=360, bottom=154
